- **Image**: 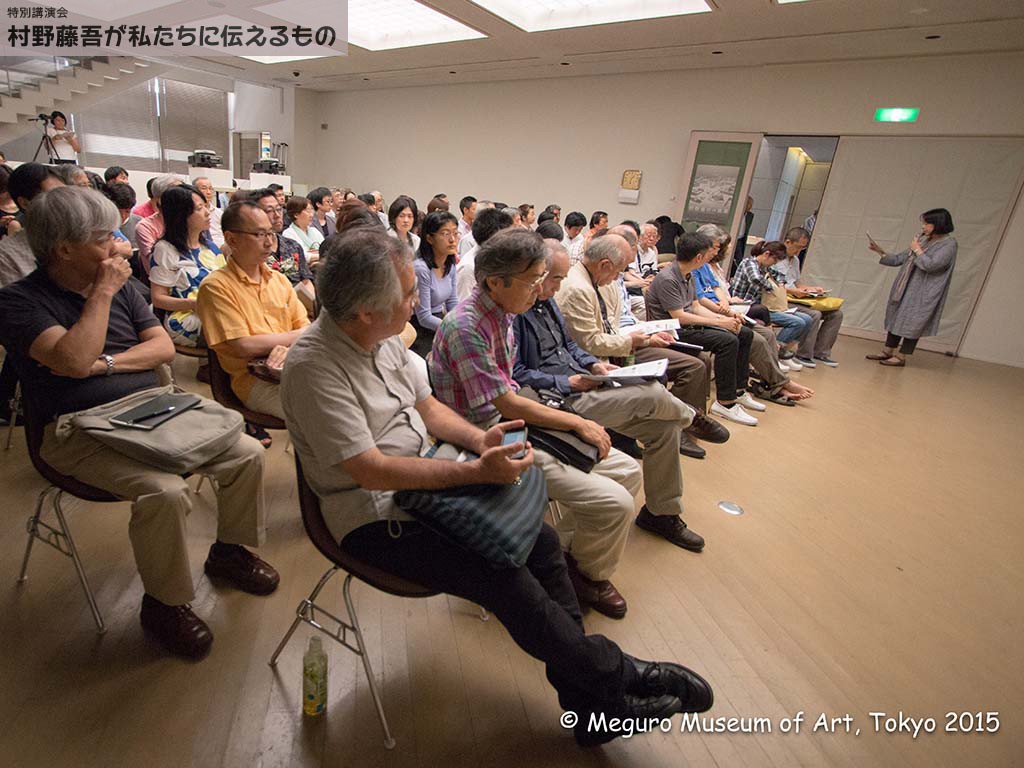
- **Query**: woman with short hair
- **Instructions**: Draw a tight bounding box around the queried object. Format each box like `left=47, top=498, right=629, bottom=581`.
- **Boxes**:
left=282, top=196, right=324, bottom=263
left=867, top=208, right=957, bottom=366
left=387, top=195, right=421, bottom=251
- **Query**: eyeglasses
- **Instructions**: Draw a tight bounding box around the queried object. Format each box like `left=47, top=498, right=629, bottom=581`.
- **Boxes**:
left=260, top=205, right=284, bottom=215
left=511, top=270, right=548, bottom=289
left=227, top=229, right=276, bottom=240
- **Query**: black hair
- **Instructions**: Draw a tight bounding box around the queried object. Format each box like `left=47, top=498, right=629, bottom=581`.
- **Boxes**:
left=589, top=210, right=608, bottom=229
left=307, top=186, right=332, bottom=208
left=357, top=192, right=376, bottom=207
left=921, top=207, right=954, bottom=234
left=159, top=184, right=210, bottom=254
left=472, top=207, right=513, bottom=246
left=104, top=182, right=137, bottom=211
left=536, top=221, right=564, bottom=241
left=85, top=170, right=106, bottom=192
left=418, top=211, right=459, bottom=275
left=221, top=201, right=264, bottom=234
left=564, top=211, right=586, bottom=229
left=459, top=195, right=477, bottom=214
left=387, top=194, right=420, bottom=231
left=543, top=204, right=561, bottom=214
left=104, top=166, right=127, bottom=183
left=536, top=210, right=556, bottom=226
left=784, top=226, right=810, bottom=243
left=433, top=192, right=447, bottom=199
left=677, top=231, right=713, bottom=262
left=50, top=110, right=67, bottom=122
left=250, top=187, right=278, bottom=203
left=620, top=219, right=641, bottom=236
left=146, top=177, right=156, bottom=198
left=751, top=240, right=786, bottom=259
left=267, top=183, right=284, bottom=193
left=8, top=162, right=61, bottom=210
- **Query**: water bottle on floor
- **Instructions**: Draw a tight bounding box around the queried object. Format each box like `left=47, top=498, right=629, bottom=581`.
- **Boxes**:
left=303, top=636, right=328, bottom=716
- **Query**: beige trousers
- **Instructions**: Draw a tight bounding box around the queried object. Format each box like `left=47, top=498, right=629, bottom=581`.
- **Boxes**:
left=245, top=379, right=286, bottom=419
left=571, top=381, right=692, bottom=520
left=41, top=425, right=266, bottom=606
left=533, top=446, right=640, bottom=582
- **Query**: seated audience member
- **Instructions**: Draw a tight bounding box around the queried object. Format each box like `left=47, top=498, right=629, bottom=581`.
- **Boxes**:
left=458, top=200, right=494, bottom=257
left=730, top=240, right=812, bottom=359
left=135, top=175, right=184, bottom=271
left=0, top=163, right=64, bottom=288
left=52, top=164, right=90, bottom=188
left=455, top=206, right=514, bottom=301
left=307, top=187, right=337, bottom=240
left=518, top=203, right=536, bottom=229
left=778, top=226, right=844, bottom=367
left=0, top=186, right=276, bottom=660
left=544, top=203, right=562, bottom=224
left=335, top=199, right=385, bottom=233
left=283, top=196, right=325, bottom=263
left=563, top=211, right=587, bottom=258
left=280, top=228, right=712, bottom=746
left=0, top=165, right=19, bottom=240
left=514, top=240, right=705, bottom=551
left=150, top=185, right=224, bottom=347
left=105, top=182, right=141, bottom=249
left=503, top=206, right=523, bottom=227
left=133, top=177, right=158, bottom=218
left=268, top=183, right=287, bottom=209
left=612, top=223, right=649, bottom=322
left=654, top=215, right=684, bottom=256
left=536, top=220, right=564, bottom=242
left=430, top=229, right=643, bottom=618
left=371, top=190, right=389, bottom=228
left=556, top=233, right=727, bottom=459
left=426, top=195, right=449, bottom=214
left=536, top=211, right=556, bottom=228
left=193, top=176, right=224, bottom=248
left=387, top=194, right=421, bottom=251
left=696, top=228, right=813, bottom=404
left=252, top=187, right=315, bottom=314
left=104, top=166, right=129, bottom=185
left=410, top=211, right=459, bottom=357
left=197, top=202, right=310, bottom=430
left=457, top=195, right=477, bottom=238
left=588, top=211, right=609, bottom=239
left=646, top=232, right=759, bottom=426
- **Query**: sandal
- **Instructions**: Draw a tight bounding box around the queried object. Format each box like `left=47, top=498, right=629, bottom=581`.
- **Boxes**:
left=878, top=356, right=906, bottom=367
left=245, top=422, right=273, bottom=449
left=750, top=381, right=797, bottom=407
left=866, top=349, right=895, bottom=360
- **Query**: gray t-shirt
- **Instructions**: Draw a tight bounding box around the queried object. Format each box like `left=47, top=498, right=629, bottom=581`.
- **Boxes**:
left=644, top=261, right=695, bottom=321
left=280, top=316, right=431, bottom=542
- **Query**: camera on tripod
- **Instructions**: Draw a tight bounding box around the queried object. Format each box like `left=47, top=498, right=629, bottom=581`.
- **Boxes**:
left=29, top=113, right=52, bottom=124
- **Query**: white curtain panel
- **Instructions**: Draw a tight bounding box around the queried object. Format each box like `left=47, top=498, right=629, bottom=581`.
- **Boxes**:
left=804, top=137, right=1024, bottom=352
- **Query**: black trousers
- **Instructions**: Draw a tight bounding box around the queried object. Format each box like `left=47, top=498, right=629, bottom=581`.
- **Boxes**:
left=342, top=521, right=635, bottom=713
left=885, top=332, right=918, bottom=354
left=677, top=324, right=753, bottom=403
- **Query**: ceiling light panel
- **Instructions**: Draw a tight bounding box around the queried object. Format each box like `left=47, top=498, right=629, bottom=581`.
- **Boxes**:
left=239, top=55, right=328, bottom=64
left=469, top=0, right=711, bottom=32
left=259, top=0, right=486, bottom=51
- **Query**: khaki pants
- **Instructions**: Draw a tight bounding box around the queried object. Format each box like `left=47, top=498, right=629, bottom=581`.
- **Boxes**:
left=634, top=347, right=710, bottom=413
left=792, top=304, right=844, bottom=358
left=533, top=447, right=640, bottom=582
left=749, top=325, right=788, bottom=390
left=41, top=425, right=266, bottom=606
left=245, top=379, right=286, bottom=419
left=571, top=382, right=692, bottom=520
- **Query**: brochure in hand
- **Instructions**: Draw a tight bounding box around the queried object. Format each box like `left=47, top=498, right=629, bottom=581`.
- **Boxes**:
left=580, top=358, right=669, bottom=387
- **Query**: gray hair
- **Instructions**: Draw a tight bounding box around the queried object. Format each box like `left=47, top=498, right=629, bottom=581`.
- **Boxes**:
left=607, top=224, right=638, bottom=248
left=317, top=229, right=412, bottom=322
left=696, top=223, right=727, bottom=241
left=584, top=234, right=630, bottom=267
left=542, top=238, right=568, bottom=268
left=150, top=174, right=182, bottom=203
left=26, top=186, right=121, bottom=268
left=475, top=228, right=545, bottom=290
left=641, top=222, right=659, bottom=237
left=52, top=164, right=86, bottom=186
left=501, top=206, right=520, bottom=220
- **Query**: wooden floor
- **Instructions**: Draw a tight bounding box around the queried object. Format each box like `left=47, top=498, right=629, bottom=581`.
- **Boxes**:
left=1, top=336, right=1021, bottom=768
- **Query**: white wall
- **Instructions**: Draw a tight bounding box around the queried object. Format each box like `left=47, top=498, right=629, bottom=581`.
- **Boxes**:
left=233, top=81, right=295, bottom=149
left=293, top=52, right=1024, bottom=366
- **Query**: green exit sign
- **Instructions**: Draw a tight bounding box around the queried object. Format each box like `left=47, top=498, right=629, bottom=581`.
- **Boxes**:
left=875, top=107, right=920, bottom=123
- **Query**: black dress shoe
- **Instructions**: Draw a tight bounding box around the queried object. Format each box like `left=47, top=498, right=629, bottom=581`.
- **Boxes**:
left=607, top=429, right=643, bottom=459
left=679, top=432, right=706, bottom=459
left=574, top=694, right=683, bottom=747
left=566, top=553, right=627, bottom=619
left=626, top=655, right=714, bottom=713
left=635, top=506, right=705, bottom=552
left=686, top=413, right=730, bottom=444
left=204, top=542, right=280, bottom=595
left=140, top=593, right=213, bottom=660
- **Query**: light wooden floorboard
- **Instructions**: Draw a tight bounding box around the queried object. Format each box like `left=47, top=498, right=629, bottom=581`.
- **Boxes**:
left=1, top=338, right=1021, bottom=767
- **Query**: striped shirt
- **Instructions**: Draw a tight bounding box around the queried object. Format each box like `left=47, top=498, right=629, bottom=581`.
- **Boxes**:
left=429, top=286, right=519, bottom=427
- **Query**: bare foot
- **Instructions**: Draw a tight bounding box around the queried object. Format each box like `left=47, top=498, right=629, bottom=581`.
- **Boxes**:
left=782, top=381, right=814, bottom=400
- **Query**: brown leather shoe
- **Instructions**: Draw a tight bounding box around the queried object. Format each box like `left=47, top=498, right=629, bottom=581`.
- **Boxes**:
left=565, top=554, right=627, bottom=619
left=679, top=432, right=706, bottom=459
left=686, top=413, right=730, bottom=444
left=204, top=542, right=280, bottom=595
left=140, top=593, right=213, bottom=660
left=635, top=506, right=705, bottom=552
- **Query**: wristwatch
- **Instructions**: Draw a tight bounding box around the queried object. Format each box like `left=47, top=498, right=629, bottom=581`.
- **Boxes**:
left=100, top=354, right=115, bottom=376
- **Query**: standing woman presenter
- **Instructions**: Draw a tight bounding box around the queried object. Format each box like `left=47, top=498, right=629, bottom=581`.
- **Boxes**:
left=867, top=208, right=957, bottom=367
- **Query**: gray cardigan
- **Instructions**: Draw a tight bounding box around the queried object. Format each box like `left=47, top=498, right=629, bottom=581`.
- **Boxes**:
left=880, top=236, right=957, bottom=339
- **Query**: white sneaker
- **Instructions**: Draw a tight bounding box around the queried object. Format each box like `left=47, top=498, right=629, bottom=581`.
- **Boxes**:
left=784, top=357, right=802, bottom=371
left=738, top=391, right=767, bottom=412
left=778, top=360, right=791, bottom=372
left=711, top=401, right=759, bottom=426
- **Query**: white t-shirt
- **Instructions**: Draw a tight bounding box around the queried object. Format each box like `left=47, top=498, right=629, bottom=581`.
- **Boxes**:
left=46, top=125, right=78, bottom=162
left=455, top=244, right=479, bottom=302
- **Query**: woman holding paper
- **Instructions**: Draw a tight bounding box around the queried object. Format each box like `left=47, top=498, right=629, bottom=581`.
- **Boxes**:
left=867, top=208, right=957, bottom=367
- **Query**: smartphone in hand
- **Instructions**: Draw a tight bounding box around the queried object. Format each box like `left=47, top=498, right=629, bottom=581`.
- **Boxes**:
left=501, top=427, right=528, bottom=459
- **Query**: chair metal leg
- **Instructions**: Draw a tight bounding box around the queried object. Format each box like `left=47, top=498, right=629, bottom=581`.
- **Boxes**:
left=4, top=381, right=20, bottom=451
left=193, top=475, right=206, bottom=494
left=268, top=566, right=340, bottom=667
left=16, top=488, right=47, bottom=583
left=479, top=607, right=489, bottom=621
left=343, top=574, right=396, bottom=750
left=52, top=492, right=106, bottom=635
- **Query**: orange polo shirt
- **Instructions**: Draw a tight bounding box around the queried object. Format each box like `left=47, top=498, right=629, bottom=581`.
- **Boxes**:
left=197, top=258, right=309, bottom=402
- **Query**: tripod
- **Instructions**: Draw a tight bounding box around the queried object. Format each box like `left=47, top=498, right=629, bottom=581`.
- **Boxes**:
left=31, top=119, right=59, bottom=163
